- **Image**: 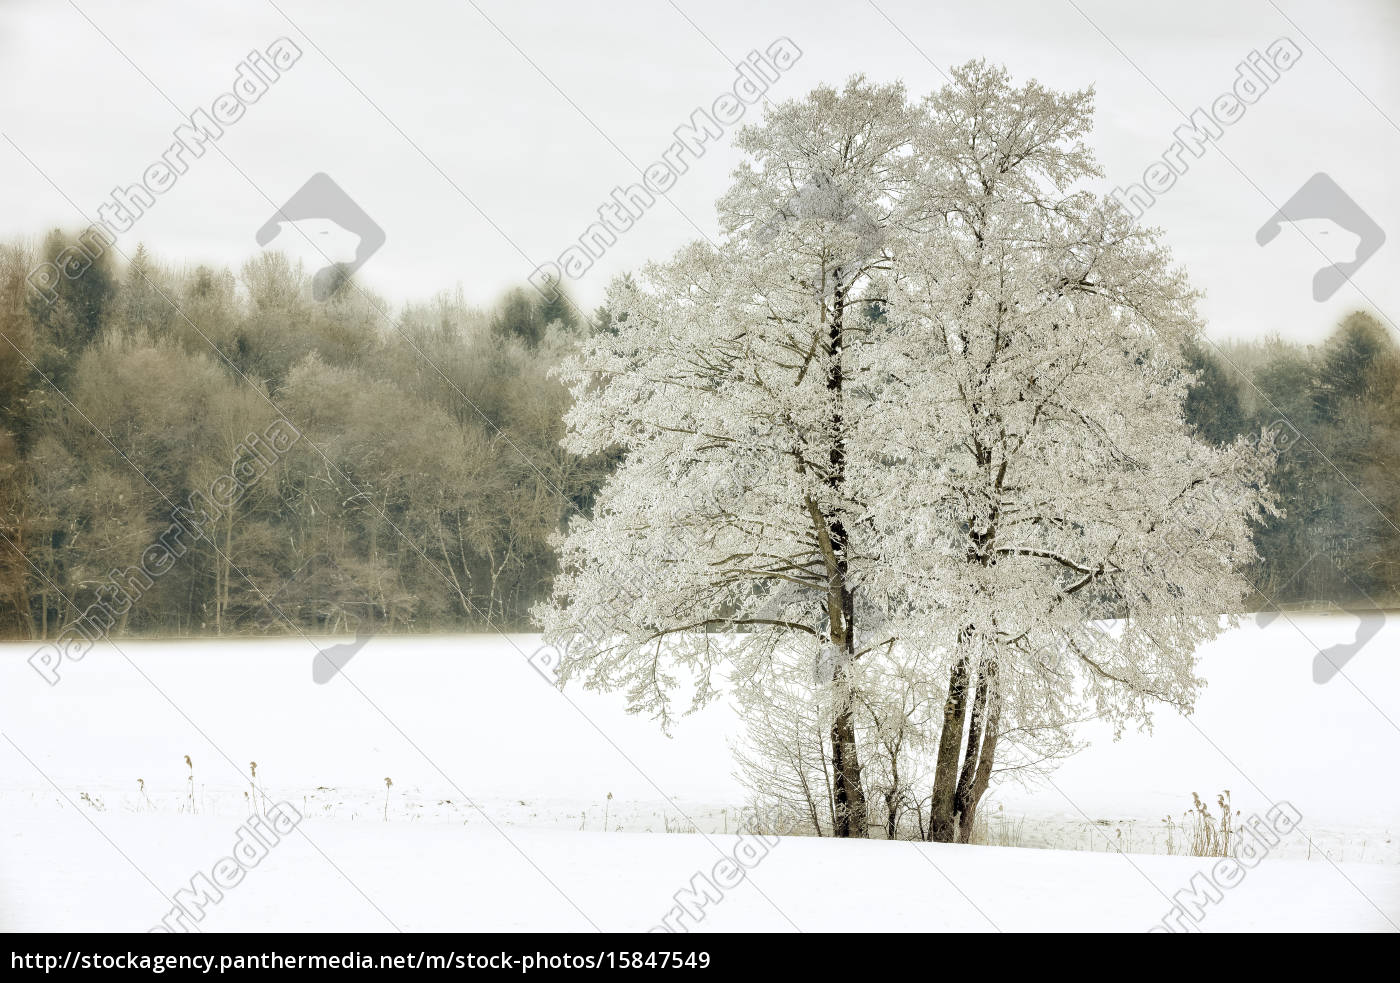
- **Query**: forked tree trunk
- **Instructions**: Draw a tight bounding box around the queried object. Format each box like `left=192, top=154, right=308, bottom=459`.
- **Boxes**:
left=928, top=648, right=969, bottom=841
left=957, top=676, right=1001, bottom=843
left=954, top=660, right=998, bottom=842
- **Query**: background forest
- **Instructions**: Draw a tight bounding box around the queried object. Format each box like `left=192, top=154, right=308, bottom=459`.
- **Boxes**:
left=0, top=230, right=1396, bottom=641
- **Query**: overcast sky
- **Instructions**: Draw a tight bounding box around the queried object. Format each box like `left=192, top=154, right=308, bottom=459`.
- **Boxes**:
left=1, top=0, right=1395, bottom=343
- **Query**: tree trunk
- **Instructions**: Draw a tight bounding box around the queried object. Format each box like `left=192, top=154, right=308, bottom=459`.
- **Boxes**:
left=928, top=645, right=970, bottom=842
left=829, top=647, right=868, bottom=838
left=817, top=268, right=868, bottom=839
left=957, top=670, right=1000, bottom=843
left=884, top=740, right=901, bottom=840
left=954, top=660, right=996, bottom=843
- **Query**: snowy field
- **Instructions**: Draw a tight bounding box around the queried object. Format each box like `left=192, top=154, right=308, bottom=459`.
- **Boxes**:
left=1, top=613, right=1396, bottom=932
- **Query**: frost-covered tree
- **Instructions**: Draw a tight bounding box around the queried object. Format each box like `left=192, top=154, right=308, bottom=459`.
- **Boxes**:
left=538, top=78, right=924, bottom=837
left=538, top=64, right=1275, bottom=841
left=880, top=62, right=1278, bottom=840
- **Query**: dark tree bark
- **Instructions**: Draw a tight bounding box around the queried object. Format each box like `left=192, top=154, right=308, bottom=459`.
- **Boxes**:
left=928, top=644, right=970, bottom=842
left=954, top=660, right=998, bottom=842
left=883, top=747, right=901, bottom=840
left=821, top=268, right=868, bottom=839
left=829, top=664, right=868, bottom=839
left=958, top=677, right=1001, bottom=843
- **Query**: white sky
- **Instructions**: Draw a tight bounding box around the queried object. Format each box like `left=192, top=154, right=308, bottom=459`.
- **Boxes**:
left=1, top=0, right=1396, bottom=343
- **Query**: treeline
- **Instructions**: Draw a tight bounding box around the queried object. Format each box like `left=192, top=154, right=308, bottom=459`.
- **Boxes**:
left=1183, top=310, right=1400, bottom=610
left=0, top=231, right=614, bottom=639
left=0, top=230, right=1396, bottom=641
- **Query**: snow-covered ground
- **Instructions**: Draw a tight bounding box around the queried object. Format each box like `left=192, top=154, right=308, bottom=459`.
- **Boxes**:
left=4, top=809, right=1397, bottom=932
left=1, top=613, right=1396, bottom=931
